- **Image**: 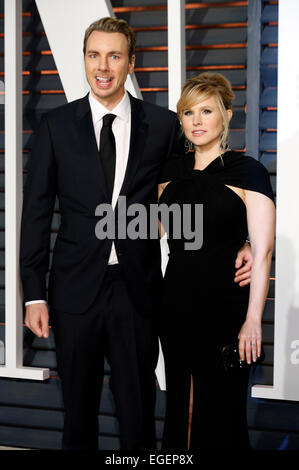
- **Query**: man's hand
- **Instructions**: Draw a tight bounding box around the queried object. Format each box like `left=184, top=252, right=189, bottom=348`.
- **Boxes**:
left=24, top=303, right=49, bottom=338
left=234, top=242, right=253, bottom=287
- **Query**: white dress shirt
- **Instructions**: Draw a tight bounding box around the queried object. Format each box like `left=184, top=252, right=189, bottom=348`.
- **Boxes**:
left=25, top=91, right=131, bottom=307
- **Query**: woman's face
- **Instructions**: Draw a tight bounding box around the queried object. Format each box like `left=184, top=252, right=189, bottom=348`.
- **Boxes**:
left=181, top=94, right=232, bottom=151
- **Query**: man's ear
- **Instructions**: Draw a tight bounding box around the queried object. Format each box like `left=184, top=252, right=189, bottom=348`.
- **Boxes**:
left=128, top=54, right=135, bottom=74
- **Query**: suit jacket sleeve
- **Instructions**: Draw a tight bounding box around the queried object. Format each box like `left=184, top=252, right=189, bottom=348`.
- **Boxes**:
left=166, top=116, right=184, bottom=158
left=20, top=114, right=57, bottom=303
left=158, top=116, right=186, bottom=183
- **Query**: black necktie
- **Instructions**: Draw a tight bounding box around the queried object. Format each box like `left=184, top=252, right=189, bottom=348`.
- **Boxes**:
left=99, top=114, right=116, bottom=201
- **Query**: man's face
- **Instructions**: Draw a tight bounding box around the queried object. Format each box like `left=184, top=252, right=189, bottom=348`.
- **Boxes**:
left=84, top=30, right=135, bottom=109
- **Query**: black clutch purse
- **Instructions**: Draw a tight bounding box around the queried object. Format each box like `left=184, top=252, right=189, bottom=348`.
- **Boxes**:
left=222, top=341, right=265, bottom=372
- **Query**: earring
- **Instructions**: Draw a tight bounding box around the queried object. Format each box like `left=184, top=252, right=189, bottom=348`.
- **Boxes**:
left=184, top=138, right=194, bottom=154
left=221, top=140, right=229, bottom=151
left=220, top=132, right=229, bottom=151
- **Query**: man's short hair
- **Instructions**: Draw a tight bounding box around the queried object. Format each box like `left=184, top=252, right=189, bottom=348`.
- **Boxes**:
left=83, top=16, right=136, bottom=61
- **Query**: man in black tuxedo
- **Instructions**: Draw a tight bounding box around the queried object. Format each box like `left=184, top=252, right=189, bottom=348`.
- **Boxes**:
left=20, top=17, right=251, bottom=450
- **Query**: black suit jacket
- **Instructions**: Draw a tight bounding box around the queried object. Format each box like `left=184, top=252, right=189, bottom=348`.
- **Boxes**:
left=20, top=92, right=180, bottom=315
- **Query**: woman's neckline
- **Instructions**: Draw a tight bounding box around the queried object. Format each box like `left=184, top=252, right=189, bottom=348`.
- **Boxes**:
left=192, top=149, right=234, bottom=172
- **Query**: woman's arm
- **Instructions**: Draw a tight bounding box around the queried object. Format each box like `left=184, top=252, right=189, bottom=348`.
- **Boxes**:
left=238, top=191, right=275, bottom=364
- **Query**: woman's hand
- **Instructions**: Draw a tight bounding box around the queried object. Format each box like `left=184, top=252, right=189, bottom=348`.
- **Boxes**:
left=238, top=318, right=262, bottom=364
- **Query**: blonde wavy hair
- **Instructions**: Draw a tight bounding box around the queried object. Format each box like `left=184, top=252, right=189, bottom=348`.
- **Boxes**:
left=177, top=72, right=235, bottom=150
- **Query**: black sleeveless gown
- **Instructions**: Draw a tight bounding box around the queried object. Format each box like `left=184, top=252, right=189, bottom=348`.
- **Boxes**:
left=158, top=150, right=274, bottom=450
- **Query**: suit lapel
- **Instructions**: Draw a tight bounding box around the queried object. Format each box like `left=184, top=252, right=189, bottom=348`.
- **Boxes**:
left=73, top=93, right=148, bottom=202
left=74, top=94, right=109, bottom=200
left=119, top=93, right=148, bottom=197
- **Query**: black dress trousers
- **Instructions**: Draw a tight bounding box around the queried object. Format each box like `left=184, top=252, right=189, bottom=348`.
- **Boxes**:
left=50, top=265, right=159, bottom=450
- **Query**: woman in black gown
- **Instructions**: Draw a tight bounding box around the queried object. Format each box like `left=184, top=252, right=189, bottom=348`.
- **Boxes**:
left=158, top=73, right=275, bottom=450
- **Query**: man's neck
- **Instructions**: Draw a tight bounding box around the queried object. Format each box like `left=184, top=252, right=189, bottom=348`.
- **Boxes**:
left=90, top=89, right=126, bottom=111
